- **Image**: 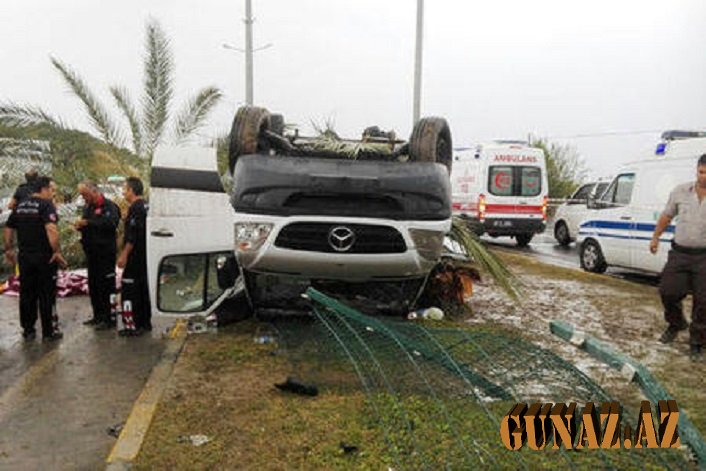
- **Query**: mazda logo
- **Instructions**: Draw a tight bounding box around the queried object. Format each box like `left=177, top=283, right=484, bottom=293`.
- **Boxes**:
left=328, top=226, right=356, bottom=252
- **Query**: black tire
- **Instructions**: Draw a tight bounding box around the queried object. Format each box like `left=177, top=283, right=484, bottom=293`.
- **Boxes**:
left=516, top=233, right=533, bottom=247
left=554, top=221, right=571, bottom=246
left=270, top=113, right=285, bottom=136
left=580, top=239, right=608, bottom=273
left=408, top=117, right=453, bottom=173
left=228, top=106, right=271, bottom=174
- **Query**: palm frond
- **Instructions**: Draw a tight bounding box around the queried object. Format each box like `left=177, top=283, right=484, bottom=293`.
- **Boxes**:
left=110, top=86, right=143, bottom=156
left=142, top=19, right=174, bottom=158
left=309, top=118, right=391, bottom=160
left=448, top=217, right=523, bottom=302
left=0, top=101, right=63, bottom=128
left=311, top=117, right=340, bottom=140
left=173, top=86, right=223, bottom=143
left=50, top=57, right=122, bottom=147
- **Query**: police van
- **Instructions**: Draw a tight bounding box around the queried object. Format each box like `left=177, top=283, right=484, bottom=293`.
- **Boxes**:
left=577, top=132, right=706, bottom=274
left=451, top=141, right=549, bottom=246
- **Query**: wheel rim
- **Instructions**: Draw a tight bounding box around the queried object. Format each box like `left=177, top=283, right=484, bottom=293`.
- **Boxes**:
left=557, top=224, right=568, bottom=241
left=583, top=245, right=598, bottom=268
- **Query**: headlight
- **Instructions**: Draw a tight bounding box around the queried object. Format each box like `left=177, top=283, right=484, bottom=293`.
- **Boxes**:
left=409, top=228, right=446, bottom=261
left=234, top=223, right=273, bottom=252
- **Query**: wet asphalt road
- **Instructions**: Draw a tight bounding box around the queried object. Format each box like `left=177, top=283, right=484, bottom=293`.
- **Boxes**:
left=483, top=224, right=660, bottom=287
left=0, top=294, right=174, bottom=470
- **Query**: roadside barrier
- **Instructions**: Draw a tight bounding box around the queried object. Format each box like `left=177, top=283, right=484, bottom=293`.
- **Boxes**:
left=551, top=319, right=706, bottom=467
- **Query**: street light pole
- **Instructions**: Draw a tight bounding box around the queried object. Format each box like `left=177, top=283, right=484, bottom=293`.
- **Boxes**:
left=244, top=0, right=254, bottom=105
left=413, top=0, right=424, bottom=125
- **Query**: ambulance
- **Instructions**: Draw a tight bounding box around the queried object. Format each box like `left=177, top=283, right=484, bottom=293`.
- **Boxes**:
left=451, top=141, right=549, bottom=246
left=577, top=131, right=706, bottom=274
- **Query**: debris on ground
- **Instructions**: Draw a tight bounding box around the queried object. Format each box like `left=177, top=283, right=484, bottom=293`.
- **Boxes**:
left=177, top=435, right=212, bottom=447
left=187, top=316, right=209, bottom=334
left=274, top=377, right=319, bottom=397
left=417, top=258, right=480, bottom=317
left=339, top=442, right=359, bottom=454
left=106, top=423, right=124, bottom=438
left=205, top=313, right=218, bottom=330
left=254, top=335, right=276, bottom=344
left=407, top=307, right=444, bottom=320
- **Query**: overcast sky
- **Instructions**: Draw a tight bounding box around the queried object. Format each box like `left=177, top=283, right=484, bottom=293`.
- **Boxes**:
left=2, top=0, right=705, bottom=178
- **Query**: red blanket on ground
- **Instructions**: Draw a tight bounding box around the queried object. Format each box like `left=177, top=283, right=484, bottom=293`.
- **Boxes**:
left=0, top=269, right=123, bottom=298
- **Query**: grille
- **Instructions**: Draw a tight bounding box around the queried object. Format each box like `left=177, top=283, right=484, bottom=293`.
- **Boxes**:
left=275, top=223, right=406, bottom=254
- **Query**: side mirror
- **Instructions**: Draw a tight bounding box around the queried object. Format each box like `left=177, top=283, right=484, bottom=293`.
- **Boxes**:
left=216, top=254, right=239, bottom=290
left=587, top=196, right=609, bottom=209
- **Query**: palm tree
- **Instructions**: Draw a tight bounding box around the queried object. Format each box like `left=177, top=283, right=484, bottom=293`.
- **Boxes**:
left=0, top=19, right=222, bottom=165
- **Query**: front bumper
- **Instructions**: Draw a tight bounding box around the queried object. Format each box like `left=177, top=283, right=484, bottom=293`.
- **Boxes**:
left=235, top=214, right=451, bottom=282
left=466, top=217, right=546, bottom=236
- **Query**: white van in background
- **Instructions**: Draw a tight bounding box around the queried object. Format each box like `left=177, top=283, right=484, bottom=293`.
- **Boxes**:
left=577, top=133, right=706, bottom=274
left=451, top=141, right=549, bottom=246
left=553, top=179, right=611, bottom=246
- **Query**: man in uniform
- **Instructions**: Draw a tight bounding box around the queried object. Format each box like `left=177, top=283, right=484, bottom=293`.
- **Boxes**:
left=3, top=176, right=66, bottom=341
left=75, top=180, right=120, bottom=330
left=117, top=177, right=151, bottom=336
left=650, top=154, right=706, bottom=361
left=7, top=168, right=39, bottom=210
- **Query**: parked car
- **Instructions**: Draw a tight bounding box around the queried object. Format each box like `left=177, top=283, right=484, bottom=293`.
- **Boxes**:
left=577, top=134, right=706, bottom=274
left=553, top=179, right=610, bottom=246
left=147, top=106, right=454, bottom=318
left=450, top=141, right=548, bottom=247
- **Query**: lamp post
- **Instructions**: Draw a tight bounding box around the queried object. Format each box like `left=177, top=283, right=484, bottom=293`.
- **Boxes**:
left=223, top=0, right=272, bottom=105
left=244, top=0, right=254, bottom=105
left=413, top=0, right=424, bottom=125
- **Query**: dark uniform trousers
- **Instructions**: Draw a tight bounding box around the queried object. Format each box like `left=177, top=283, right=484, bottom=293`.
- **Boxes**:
left=19, top=253, right=57, bottom=336
left=86, top=250, right=116, bottom=324
left=659, top=250, right=706, bottom=346
left=121, top=259, right=151, bottom=330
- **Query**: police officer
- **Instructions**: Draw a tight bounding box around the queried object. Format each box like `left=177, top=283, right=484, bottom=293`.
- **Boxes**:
left=7, top=168, right=39, bottom=211
left=3, top=176, right=66, bottom=341
left=75, top=180, right=120, bottom=330
left=117, top=177, right=151, bottom=336
left=651, top=154, right=706, bottom=362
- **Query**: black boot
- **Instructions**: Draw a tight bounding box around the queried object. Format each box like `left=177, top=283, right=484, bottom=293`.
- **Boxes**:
left=659, top=322, right=689, bottom=344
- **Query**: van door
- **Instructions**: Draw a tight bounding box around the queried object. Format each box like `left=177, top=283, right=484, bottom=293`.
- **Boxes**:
left=629, top=163, right=693, bottom=273
left=591, top=173, right=636, bottom=267
left=516, top=164, right=545, bottom=215
left=147, top=146, right=238, bottom=317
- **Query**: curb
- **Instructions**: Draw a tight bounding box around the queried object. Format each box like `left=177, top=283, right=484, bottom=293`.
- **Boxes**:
left=105, top=320, right=188, bottom=470
left=551, top=319, right=706, bottom=468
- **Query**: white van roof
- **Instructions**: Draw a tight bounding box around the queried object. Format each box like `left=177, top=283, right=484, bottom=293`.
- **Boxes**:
left=653, top=136, right=706, bottom=159
left=622, top=153, right=699, bottom=169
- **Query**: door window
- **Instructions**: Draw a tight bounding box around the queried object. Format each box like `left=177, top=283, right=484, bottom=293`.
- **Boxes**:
left=489, top=166, right=513, bottom=196
left=600, top=174, right=635, bottom=207
left=520, top=167, right=542, bottom=197
left=570, top=183, right=595, bottom=204
left=488, top=166, right=542, bottom=197
left=157, top=251, right=232, bottom=313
